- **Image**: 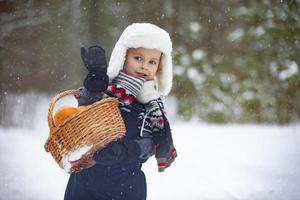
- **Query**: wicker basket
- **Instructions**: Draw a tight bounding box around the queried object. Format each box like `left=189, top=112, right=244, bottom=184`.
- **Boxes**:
left=44, top=89, right=126, bottom=173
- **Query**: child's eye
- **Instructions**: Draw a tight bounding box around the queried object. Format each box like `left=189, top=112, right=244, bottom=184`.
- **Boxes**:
left=134, top=56, right=142, bottom=61
left=149, top=60, right=157, bottom=65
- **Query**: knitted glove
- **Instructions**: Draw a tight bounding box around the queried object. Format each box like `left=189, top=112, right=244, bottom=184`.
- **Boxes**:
left=93, top=140, right=141, bottom=166
left=81, top=45, right=109, bottom=92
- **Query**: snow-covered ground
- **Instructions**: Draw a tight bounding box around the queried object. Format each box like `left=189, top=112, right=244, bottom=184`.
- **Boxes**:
left=1, top=93, right=300, bottom=200
left=1, top=123, right=300, bottom=200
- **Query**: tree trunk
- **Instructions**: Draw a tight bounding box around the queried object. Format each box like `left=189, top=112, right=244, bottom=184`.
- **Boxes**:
left=89, top=0, right=100, bottom=44
left=0, top=46, right=5, bottom=126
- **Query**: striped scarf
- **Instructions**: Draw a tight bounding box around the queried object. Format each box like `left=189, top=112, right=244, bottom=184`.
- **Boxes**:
left=106, top=72, right=145, bottom=105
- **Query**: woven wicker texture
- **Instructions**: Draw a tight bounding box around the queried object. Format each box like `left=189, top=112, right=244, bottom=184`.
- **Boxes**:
left=44, top=89, right=126, bottom=173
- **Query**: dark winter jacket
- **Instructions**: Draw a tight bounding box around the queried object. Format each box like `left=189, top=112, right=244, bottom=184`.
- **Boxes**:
left=65, top=73, right=151, bottom=200
left=77, top=72, right=154, bottom=166
left=77, top=72, right=177, bottom=171
left=65, top=72, right=177, bottom=200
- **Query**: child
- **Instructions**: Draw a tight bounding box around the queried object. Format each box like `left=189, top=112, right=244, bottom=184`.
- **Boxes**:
left=64, top=23, right=177, bottom=200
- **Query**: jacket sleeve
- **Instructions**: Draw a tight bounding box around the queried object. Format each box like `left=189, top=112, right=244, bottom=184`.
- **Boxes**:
left=75, top=87, right=104, bottom=106
left=92, top=140, right=142, bottom=166
left=134, top=137, right=154, bottom=161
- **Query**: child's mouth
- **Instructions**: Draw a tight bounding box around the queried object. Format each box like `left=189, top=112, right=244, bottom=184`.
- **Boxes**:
left=136, top=72, right=147, bottom=78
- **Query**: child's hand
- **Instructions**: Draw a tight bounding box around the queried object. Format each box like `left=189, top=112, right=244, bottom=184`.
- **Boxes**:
left=81, top=45, right=109, bottom=92
left=81, top=45, right=108, bottom=73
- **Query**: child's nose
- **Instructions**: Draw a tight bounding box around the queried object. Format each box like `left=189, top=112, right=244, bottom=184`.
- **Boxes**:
left=141, top=63, right=148, bottom=70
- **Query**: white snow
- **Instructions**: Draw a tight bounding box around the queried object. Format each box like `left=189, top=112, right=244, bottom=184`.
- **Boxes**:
left=1, top=122, right=300, bottom=200
left=228, top=28, right=244, bottom=42
left=145, top=123, right=300, bottom=200
left=192, top=49, right=205, bottom=60
left=278, top=61, right=299, bottom=80
left=174, top=65, right=185, bottom=76
left=180, top=54, right=191, bottom=66
left=254, top=26, right=265, bottom=36
left=190, top=22, right=202, bottom=32
left=187, top=67, right=205, bottom=86
left=61, top=145, right=93, bottom=173
left=1, top=92, right=300, bottom=200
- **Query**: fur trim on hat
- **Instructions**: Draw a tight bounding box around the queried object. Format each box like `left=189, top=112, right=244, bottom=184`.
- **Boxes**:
left=108, top=23, right=173, bottom=96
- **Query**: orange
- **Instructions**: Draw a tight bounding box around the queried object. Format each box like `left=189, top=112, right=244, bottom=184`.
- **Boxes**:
left=54, top=106, right=79, bottom=126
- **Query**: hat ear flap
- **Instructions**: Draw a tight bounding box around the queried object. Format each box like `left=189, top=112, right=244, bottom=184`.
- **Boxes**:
left=107, top=44, right=127, bottom=82
left=156, top=53, right=172, bottom=95
left=156, top=54, right=164, bottom=93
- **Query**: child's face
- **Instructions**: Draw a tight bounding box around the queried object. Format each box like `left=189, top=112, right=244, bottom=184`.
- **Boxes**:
left=123, top=47, right=161, bottom=81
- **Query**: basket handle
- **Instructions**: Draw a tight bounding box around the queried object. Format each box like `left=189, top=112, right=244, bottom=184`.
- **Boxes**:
left=48, top=88, right=80, bottom=131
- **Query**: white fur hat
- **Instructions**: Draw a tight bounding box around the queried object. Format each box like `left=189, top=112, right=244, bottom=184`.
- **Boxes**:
left=108, top=23, right=173, bottom=96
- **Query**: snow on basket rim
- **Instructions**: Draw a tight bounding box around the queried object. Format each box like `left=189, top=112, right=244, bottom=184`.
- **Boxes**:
left=61, top=145, right=93, bottom=173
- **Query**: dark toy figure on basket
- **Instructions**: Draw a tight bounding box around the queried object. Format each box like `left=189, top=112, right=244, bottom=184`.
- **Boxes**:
left=64, top=23, right=177, bottom=200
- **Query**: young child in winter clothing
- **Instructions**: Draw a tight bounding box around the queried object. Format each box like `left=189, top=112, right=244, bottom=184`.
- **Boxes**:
left=64, top=23, right=177, bottom=200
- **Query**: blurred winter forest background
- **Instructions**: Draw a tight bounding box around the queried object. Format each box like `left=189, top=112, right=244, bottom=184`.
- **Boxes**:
left=1, top=0, right=300, bottom=127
